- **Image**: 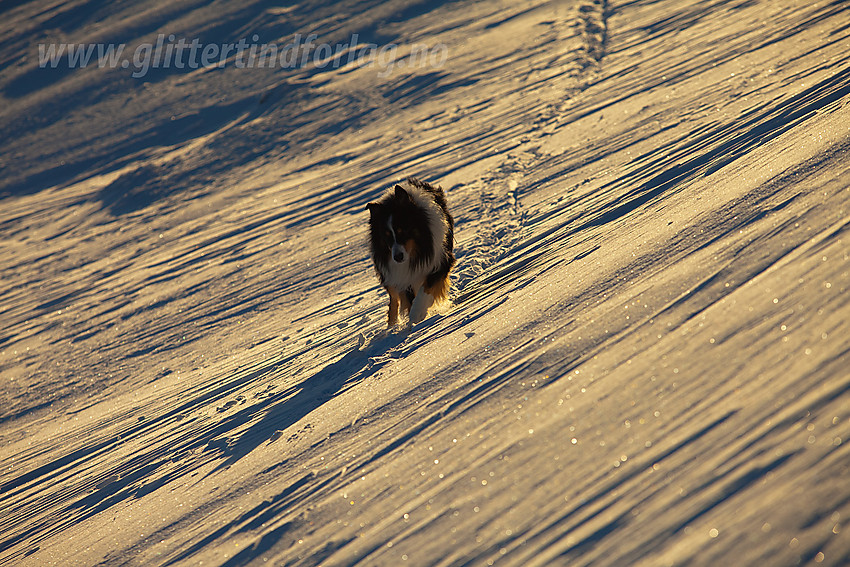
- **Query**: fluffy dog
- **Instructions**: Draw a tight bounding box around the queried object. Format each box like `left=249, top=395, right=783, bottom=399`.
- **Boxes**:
left=366, top=178, right=455, bottom=326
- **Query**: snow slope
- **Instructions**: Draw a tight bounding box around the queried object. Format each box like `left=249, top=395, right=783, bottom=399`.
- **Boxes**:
left=1, top=0, right=849, bottom=565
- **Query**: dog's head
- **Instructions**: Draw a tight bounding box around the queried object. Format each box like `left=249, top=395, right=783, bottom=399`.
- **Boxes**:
left=366, top=185, right=424, bottom=265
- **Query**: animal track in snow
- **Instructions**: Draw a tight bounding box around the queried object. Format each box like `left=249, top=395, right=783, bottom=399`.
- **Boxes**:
left=452, top=150, right=536, bottom=296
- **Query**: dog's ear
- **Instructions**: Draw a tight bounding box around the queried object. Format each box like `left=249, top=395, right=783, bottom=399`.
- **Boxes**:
left=394, top=184, right=411, bottom=201
left=366, top=202, right=379, bottom=214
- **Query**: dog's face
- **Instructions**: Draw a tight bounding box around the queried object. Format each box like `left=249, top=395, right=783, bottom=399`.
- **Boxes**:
left=383, top=214, right=417, bottom=264
left=367, top=185, right=425, bottom=265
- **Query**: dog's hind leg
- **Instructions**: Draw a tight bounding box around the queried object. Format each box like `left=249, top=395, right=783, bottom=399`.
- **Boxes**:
left=401, top=288, right=414, bottom=316
left=425, top=269, right=451, bottom=305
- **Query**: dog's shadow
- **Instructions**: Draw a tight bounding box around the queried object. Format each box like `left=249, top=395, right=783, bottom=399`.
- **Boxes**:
left=209, top=329, right=409, bottom=471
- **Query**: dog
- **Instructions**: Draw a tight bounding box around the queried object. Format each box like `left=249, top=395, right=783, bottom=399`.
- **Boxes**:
left=366, top=178, right=455, bottom=326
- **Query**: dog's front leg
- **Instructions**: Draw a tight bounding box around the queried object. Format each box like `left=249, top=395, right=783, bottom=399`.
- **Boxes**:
left=386, top=286, right=400, bottom=327
left=409, top=284, right=434, bottom=324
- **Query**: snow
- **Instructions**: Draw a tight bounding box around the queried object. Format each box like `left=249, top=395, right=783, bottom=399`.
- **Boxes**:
left=1, top=0, right=849, bottom=565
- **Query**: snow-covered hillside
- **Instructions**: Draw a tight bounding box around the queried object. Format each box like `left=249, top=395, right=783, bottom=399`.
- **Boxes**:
left=1, top=0, right=849, bottom=565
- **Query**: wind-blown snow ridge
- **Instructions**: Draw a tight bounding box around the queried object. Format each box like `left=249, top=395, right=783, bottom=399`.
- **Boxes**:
left=1, top=0, right=850, bottom=565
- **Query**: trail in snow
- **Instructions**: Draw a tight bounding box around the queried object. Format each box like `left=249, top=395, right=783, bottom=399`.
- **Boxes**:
left=1, top=0, right=849, bottom=565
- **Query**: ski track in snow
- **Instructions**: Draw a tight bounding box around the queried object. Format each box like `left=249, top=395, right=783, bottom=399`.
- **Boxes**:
left=1, top=0, right=849, bottom=565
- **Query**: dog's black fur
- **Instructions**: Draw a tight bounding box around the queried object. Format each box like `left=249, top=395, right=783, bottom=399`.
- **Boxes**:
left=366, top=178, right=455, bottom=326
